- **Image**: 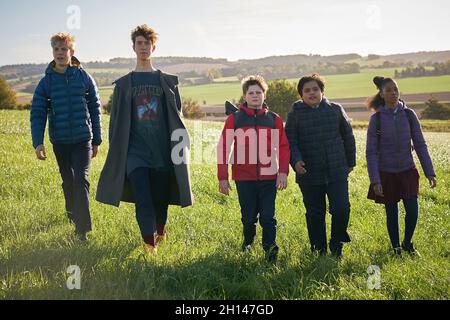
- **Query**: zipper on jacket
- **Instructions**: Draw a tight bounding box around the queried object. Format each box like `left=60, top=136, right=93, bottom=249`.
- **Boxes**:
left=393, top=111, right=401, bottom=169
left=254, top=110, right=259, bottom=180
left=67, top=74, right=74, bottom=144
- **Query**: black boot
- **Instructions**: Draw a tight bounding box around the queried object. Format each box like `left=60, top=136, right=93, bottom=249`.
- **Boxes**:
left=75, top=230, right=89, bottom=242
left=265, top=245, right=279, bottom=263
left=241, top=242, right=253, bottom=253
left=310, top=245, right=327, bottom=256
left=401, top=241, right=420, bottom=258
left=393, top=247, right=403, bottom=258
left=329, top=241, right=343, bottom=260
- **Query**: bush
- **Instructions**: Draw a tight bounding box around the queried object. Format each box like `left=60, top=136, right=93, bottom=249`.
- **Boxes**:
left=15, top=103, right=31, bottom=111
left=421, top=98, right=450, bottom=120
left=102, top=93, right=113, bottom=114
left=265, top=80, right=299, bottom=121
left=235, top=79, right=298, bottom=120
left=0, top=75, right=17, bottom=110
left=182, top=97, right=204, bottom=119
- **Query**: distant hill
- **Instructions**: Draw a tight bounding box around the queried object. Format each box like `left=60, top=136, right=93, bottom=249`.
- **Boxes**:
left=349, top=51, right=450, bottom=67
left=236, top=53, right=362, bottom=67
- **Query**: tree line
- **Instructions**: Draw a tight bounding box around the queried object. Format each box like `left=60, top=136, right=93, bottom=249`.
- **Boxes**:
left=395, top=60, right=450, bottom=78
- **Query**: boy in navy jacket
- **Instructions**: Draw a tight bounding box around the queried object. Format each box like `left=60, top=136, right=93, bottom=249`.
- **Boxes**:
left=285, top=74, right=355, bottom=259
left=30, top=32, right=102, bottom=241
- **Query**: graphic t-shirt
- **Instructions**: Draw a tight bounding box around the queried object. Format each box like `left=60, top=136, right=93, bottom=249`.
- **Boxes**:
left=127, top=71, right=171, bottom=175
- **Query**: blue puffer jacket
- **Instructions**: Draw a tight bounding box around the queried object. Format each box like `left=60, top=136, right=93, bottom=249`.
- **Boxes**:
left=30, top=56, right=102, bottom=148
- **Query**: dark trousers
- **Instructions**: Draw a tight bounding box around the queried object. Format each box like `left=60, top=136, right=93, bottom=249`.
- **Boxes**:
left=53, top=141, right=92, bottom=234
left=299, top=179, right=351, bottom=252
left=128, top=167, right=170, bottom=240
left=235, top=180, right=278, bottom=252
left=385, top=197, right=419, bottom=248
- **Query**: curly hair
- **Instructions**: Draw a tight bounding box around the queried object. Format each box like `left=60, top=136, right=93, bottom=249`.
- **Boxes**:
left=131, top=24, right=158, bottom=45
left=241, top=75, right=268, bottom=95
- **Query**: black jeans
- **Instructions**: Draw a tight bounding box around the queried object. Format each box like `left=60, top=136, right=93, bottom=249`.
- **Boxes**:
left=299, top=179, right=351, bottom=252
left=53, top=140, right=92, bottom=234
left=128, top=167, right=170, bottom=240
left=235, top=180, right=278, bottom=252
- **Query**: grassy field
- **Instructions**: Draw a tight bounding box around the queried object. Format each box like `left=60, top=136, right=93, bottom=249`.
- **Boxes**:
left=287, top=71, right=450, bottom=100
left=180, top=68, right=450, bottom=105
left=0, top=110, right=449, bottom=300
left=98, top=86, right=115, bottom=103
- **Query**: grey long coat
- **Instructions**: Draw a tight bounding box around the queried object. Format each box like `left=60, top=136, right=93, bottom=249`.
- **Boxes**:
left=95, top=71, right=193, bottom=207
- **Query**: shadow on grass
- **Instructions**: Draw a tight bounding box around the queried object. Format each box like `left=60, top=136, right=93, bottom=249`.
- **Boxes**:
left=1, top=240, right=371, bottom=299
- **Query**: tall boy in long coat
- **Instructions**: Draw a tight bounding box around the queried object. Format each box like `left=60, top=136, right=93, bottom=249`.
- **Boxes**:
left=96, top=25, right=193, bottom=255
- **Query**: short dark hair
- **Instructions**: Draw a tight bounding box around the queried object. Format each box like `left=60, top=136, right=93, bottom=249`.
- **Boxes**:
left=297, top=74, right=325, bottom=97
left=131, top=24, right=158, bottom=45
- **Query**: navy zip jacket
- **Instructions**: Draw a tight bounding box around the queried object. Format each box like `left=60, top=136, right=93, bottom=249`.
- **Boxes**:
left=285, top=98, right=356, bottom=185
left=30, top=56, right=102, bottom=148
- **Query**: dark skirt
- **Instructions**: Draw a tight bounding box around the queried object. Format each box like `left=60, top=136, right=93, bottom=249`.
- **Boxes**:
left=367, top=167, right=419, bottom=204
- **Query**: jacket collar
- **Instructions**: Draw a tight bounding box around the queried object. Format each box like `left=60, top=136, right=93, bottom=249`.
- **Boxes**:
left=293, top=97, right=330, bottom=110
left=377, top=100, right=406, bottom=114
left=113, top=69, right=178, bottom=88
left=239, top=102, right=268, bottom=116
left=45, top=56, right=82, bottom=75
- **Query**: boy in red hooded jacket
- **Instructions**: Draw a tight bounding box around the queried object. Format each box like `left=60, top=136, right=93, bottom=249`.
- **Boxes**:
left=217, top=75, right=290, bottom=263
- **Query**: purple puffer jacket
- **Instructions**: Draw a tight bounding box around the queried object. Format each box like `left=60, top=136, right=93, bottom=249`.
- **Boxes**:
left=366, top=100, right=435, bottom=184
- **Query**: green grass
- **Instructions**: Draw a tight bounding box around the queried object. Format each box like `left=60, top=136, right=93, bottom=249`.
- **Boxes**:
left=287, top=68, right=450, bottom=99
left=0, top=110, right=449, bottom=299
left=97, top=86, right=114, bottom=104
left=179, top=82, right=242, bottom=105
left=177, top=68, right=450, bottom=105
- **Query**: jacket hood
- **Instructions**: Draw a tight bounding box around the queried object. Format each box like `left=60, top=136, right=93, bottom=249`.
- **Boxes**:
left=45, top=56, right=82, bottom=75
left=376, top=100, right=406, bottom=114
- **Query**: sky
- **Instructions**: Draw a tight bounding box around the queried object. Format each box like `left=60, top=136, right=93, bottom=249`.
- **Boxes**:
left=0, top=0, right=449, bottom=66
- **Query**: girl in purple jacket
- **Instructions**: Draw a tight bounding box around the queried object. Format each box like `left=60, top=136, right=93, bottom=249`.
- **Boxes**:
left=366, top=76, right=437, bottom=257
